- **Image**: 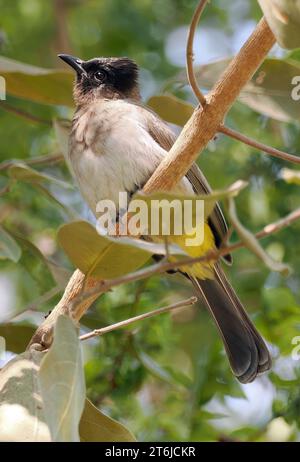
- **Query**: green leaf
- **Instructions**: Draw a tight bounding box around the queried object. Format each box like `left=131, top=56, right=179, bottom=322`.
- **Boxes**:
left=0, top=323, right=36, bottom=353
left=133, top=180, right=247, bottom=236
left=33, top=183, right=78, bottom=220
left=147, top=94, right=194, bottom=126
left=8, top=162, right=72, bottom=189
left=173, top=58, right=300, bottom=122
left=79, top=399, right=136, bottom=442
left=57, top=220, right=180, bottom=278
left=0, top=350, right=50, bottom=442
left=0, top=226, right=22, bottom=262
left=258, top=0, right=300, bottom=49
left=0, top=55, right=73, bottom=106
left=38, top=315, right=85, bottom=442
left=10, top=232, right=70, bottom=289
left=240, top=58, right=300, bottom=122
left=281, top=167, right=300, bottom=185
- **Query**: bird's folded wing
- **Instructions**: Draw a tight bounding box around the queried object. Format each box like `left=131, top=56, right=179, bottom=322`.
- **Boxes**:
left=144, top=105, right=232, bottom=262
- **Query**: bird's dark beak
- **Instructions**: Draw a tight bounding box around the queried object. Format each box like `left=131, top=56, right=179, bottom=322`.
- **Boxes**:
left=58, top=54, right=87, bottom=76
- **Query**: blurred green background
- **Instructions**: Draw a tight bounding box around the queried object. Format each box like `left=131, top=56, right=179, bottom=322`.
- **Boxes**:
left=1, top=0, right=300, bottom=442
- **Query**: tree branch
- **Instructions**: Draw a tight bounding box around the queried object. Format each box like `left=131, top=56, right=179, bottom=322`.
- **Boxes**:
left=28, top=15, right=276, bottom=349
left=80, top=296, right=197, bottom=341
left=219, top=125, right=300, bottom=164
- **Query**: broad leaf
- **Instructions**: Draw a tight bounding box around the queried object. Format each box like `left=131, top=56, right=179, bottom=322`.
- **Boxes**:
left=57, top=220, right=183, bottom=278
left=0, top=350, right=50, bottom=442
left=258, top=0, right=300, bottom=49
left=9, top=232, right=71, bottom=289
left=39, top=315, right=85, bottom=442
left=172, top=58, right=300, bottom=123
left=133, top=180, right=247, bottom=236
left=0, top=56, right=73, bottom=106
left=147, top=95, right=194, bottom=127
left=0, top=226, right=21, bottom=262
left=79, top=399, right=136, bottom=442
left=239, top=58, right=300, bottom=122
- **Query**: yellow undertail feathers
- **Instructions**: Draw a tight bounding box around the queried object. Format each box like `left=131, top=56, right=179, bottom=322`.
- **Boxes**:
left=165, top=222, right=216, bottom=280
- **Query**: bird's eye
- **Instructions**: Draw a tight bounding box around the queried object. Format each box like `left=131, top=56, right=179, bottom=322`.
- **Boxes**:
left=94, top=70, right=107, bottom=82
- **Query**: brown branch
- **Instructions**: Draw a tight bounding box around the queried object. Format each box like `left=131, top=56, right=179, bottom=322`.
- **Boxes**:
left=220, top=125, right=300, bottom=164
left=186, top=0, right=208, bottom=106
left=28, top=15, right=276, bottom=349
left=80, top=297, right=197, bottom=341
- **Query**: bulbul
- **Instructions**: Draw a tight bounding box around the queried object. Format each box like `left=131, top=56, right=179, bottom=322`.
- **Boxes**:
left=59, top=54, right=271, bottom=383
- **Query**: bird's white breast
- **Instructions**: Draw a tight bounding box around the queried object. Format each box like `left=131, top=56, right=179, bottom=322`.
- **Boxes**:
left=69, top=99, right=193, bottom=216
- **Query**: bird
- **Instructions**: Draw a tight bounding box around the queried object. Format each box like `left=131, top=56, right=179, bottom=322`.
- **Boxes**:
left=59, top=53, right=271, bottom=383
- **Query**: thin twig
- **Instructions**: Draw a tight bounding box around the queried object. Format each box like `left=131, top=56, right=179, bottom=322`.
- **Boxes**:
left=186, top=0, right=208, bottom=106
left=0, top=101, right=52, bottom=126
left=220, top=125, right=300, bottom=165
left=227, top=197, right=290, bottom=276
left=256, top=207, right=300, bottom=239
left=80, top=296, right=197, bottom=341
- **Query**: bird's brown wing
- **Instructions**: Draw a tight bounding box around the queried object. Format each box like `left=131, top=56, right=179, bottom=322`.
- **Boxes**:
left=145, top=109, right=232, bottom=263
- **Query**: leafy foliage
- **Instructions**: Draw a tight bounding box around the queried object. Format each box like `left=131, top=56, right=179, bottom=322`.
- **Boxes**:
left=1, top=0, right=300, bottom=443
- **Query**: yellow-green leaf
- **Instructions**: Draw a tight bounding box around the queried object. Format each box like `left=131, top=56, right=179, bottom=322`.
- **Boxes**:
left=38, top=315, right=85, bottom=442
left=0, top=55, right=73, bottom=106
left=258, top=0, right=300, bottom=49
left=133, top=180, right=247, bottom=236
left=0, top=350, right=50, bottom=442
left=57, top=220, right=179, bottom=278
left=147, top=94, right=194, bottom=126
left=79, top=399, right=136, bottom=442
left=174, top=58, right=300, bottom=123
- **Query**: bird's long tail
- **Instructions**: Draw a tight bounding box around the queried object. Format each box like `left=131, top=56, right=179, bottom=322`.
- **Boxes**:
left=189, top=263, right=271, bottom=383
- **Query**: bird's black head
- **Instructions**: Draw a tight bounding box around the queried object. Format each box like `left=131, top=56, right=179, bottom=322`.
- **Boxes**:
left=58, top=54, right=140, bottom=105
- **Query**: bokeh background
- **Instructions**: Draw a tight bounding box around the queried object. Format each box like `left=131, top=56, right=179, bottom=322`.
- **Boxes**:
left=1, top=0, right=300, bottom=442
